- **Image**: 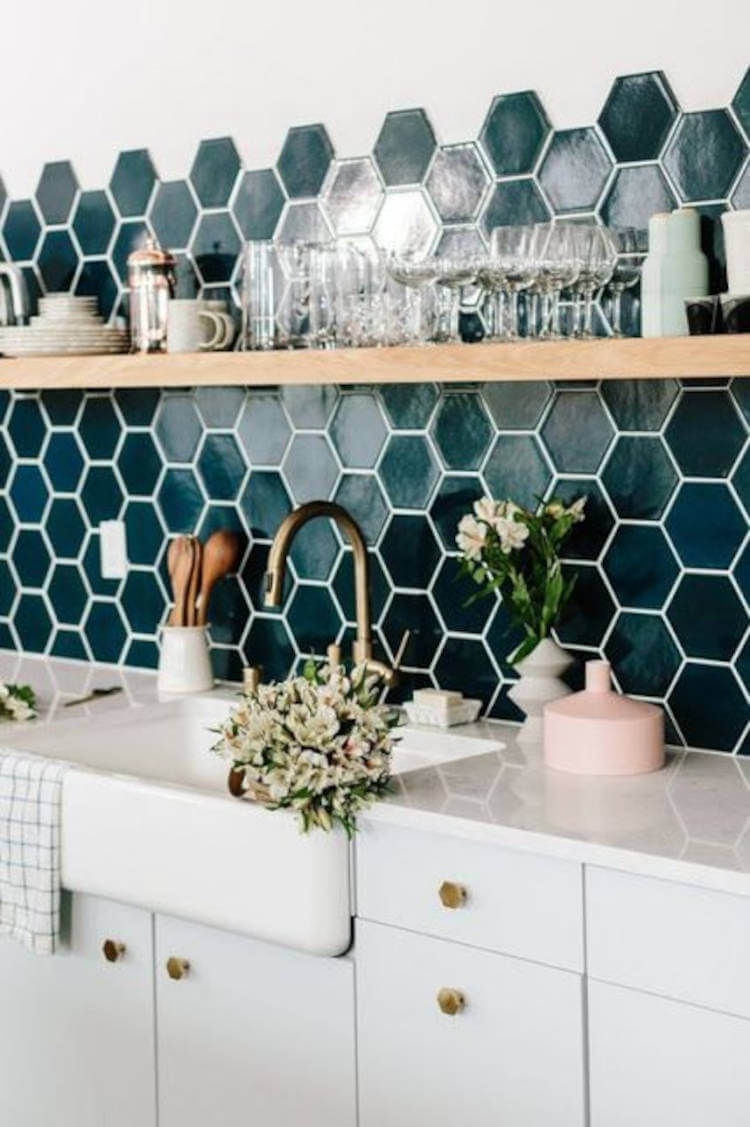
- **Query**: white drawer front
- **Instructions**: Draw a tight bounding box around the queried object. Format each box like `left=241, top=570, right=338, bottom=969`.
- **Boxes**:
left=356, top=823, right=583, bottom=971
left=357, top=920, right=585, bottom=1127
left=587, top=866, right=750, bottom=1018
left=589, top=980, right=750, bottom=1127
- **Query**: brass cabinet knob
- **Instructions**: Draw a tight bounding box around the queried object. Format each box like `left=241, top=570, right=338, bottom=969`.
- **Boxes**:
left=437, top=987, right=465, bottom=1016
left=166, top=956, right=190, bottom=981
left=438, top=880, right=467, bottom=909
left=102, top=939, right=126, bottom=963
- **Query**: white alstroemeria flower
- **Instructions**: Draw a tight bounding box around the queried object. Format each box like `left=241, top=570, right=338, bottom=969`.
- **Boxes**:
left=473, top=497, right=501, bottom=525
left=495, top=516, right=530, bottom=554
left=568, top=496, right=587, bottom=522
left=456, top=514, right=488, bottom=560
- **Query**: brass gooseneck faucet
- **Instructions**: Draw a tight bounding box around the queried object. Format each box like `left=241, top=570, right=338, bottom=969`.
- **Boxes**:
left=265, top=500, right=396, bottom=685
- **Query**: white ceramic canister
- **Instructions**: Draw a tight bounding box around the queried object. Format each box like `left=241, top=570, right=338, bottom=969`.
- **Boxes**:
left=640, top=212, right=670, bottom=338
left=721, top=209, right=750, bottom=295
left=641, top=210, right=709, bottom=336
left=660, top=209, right=709, bottom=335
left=158, top=625, right=214, bottom=693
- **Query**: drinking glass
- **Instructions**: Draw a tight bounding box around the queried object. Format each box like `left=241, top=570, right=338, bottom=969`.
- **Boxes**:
left=386, top=253, right=438, bottom=344
left=534, top=223, right=581, bottom=340
left=606, top=227, right=645, bottom=337
left=275, top=241, right=312, bottom=347
left=241, top=241, right=279, bottom=351
left=570, top=225, right=617, bottom=339
left=490, top=226, right=537, bottom=340
left=308, top=243, right=338, bottom=348
left=433, top=257, right=478, bottom=343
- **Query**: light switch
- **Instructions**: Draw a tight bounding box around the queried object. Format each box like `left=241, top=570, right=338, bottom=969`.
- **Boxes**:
left=99, top=520, right=127, bottom=579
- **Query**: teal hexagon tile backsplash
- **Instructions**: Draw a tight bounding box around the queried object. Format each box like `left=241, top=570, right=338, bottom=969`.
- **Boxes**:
left=0, top=66, right=746, bottom=752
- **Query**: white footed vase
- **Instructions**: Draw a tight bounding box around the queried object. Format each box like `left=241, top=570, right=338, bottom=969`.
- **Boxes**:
left=158, top=625, right=214, bottom=694
left=507, top=637, right=572, bottom=743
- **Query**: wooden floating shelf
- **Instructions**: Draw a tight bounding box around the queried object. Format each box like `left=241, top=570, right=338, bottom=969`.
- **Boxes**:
left=0, top=335, right=748, bottom=389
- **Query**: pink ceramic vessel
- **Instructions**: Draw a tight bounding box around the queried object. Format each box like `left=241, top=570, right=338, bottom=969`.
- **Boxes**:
left=544, top=660, right=665, bottom=776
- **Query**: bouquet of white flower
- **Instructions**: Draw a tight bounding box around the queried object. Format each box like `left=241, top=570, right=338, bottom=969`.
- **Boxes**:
left=212, top=661, right=399, bottom=836
left=457, top=495, right=586, bottom=663
left=0, top=682, right=36, bottom=722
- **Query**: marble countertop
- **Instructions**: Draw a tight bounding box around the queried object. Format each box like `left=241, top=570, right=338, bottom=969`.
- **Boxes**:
left=4, top=650, right=750, bottom=897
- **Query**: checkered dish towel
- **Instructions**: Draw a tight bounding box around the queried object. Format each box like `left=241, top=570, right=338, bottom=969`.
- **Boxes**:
left=0, top=752, right=68, bottom=955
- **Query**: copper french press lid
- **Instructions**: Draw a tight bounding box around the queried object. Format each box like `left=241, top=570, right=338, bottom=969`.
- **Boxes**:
left=127, top=236, right=176, bottom=272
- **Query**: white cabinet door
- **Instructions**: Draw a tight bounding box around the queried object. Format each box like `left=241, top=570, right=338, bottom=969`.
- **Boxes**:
left=0, top=892, right=156, bottom=1127
left=356, top=920, right=586, bottom=1127
left=155, top=913, right=357, bottom=1127
left=589, top=980, right=750, bottom=1127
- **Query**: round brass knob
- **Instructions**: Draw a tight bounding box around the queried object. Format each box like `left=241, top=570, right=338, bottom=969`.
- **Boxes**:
left=438, top=881, right=467, bottom=909
left=437, top=987, right=465, bottom=1016
left=102, top=939, right=126, bottom=963
left=166, top=956, right=190, bottom=981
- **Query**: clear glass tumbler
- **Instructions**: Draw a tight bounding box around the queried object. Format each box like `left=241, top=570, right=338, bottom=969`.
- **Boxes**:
left=241, top=241, right=278, bottom=351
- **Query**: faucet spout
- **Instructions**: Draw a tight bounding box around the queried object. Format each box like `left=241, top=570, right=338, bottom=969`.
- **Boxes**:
left=265, top=500, right=394, bottom=683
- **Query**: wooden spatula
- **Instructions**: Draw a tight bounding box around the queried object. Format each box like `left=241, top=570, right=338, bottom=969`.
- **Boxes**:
left=196, top=530, right=242, bottom=626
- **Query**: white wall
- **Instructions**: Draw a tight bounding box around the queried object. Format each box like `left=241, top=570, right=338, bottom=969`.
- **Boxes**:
left=7, top=0, right=749, bottom=195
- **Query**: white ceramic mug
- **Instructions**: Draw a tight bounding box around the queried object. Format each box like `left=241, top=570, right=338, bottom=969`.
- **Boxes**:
left=157, top=625, right=213, bottom=693
left=202, top=300, right=236, bottom=349
left=167, top=299, right=232, bottom=353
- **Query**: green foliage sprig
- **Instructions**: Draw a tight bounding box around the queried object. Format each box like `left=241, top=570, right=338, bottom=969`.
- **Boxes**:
left=456, top=497, right=586, bottom=663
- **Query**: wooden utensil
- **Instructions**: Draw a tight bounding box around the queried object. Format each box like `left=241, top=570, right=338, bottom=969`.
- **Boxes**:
left=169, top=536, right=194, bottom=626
left=166, top=537, right=183, bottom=625
left=186, top=537, right=203, bottom=626
left=197, top=530, right=242, bottom=626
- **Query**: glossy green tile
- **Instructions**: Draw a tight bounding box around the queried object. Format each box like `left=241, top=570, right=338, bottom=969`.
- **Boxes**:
left=333, top=474, right=389, bottom=544
left=603, top=526, right=679, bottom=609
left=379, top=384, right=439, bottom=429
left=600, top=379, right=679, bottom=431
left=479, top=91, right=550, bottom=176
left=481, top=178, right=550, bottom=236
left=238, top=394, right=291, bottom=465
left=541, top=392, right=614, bottom=473
left=233, top=169, right=285, bottom=240
left=278, top=125, right=334, bottom=198
left=667, top=574, right=745, bottom=661
left=373, top=109, right=436, bottom=186
left=282, top=435, right=339, bottom=503
left=665, top=391, right=746, bottom=477
left=663, top=110, right=747, bottom=201
left=482, top=434, right=551, bottom=509
left=482, top=381, right=552, bottom=429
left=605, top=612, right=681, bottom=697
left=538, top=128, right=613, bottom=213
left=380, top=514, right=441, bottom=589
left=602, top=436, right=677, bottom=519
left=189, top=137, right=240, bottom=208
left=669, top=664, right=746, bottom=752
left=598, top=72, right=678, bottom=162
left=426, top=144, right=489, bottom=223
left=330, top=393, right=387, bottom=468
left=379, top=435, right=439, bottom=509
left=382, top=592, right=444, bottom=668
left=431, top=393, right=492, bottom=470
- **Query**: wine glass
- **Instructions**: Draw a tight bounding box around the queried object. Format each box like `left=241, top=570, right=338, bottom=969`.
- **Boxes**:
left=490, top=226, right=537, bottom=340
left=569, top=224, right=617, bottom=339
left=533, top=223, right=581, bottom=340
left=386, top=252, right=438, bottom=344
left=433, top=256, right=478, bottom=343
left=606, top=227, right=645, bottom=337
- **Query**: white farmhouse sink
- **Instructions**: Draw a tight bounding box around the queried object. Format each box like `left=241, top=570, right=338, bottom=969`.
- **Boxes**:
left=6, top=693, right=502, bottom=956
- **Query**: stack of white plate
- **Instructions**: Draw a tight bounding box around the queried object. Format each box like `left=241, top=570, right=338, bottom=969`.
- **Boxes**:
left=0, top=293, right=129, bottom=356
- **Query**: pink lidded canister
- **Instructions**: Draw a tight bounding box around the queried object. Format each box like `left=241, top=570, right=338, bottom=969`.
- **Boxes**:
left=544, top=659, right=664, bottom=776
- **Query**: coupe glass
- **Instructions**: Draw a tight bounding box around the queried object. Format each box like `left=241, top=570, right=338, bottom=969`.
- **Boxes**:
left=476, top=255, right=507, bottom=340
left=386, top=252, right=438, bottom=344
left=433, top=256, right=478, bottom=343
left=606, top=227, right=645, bottom=337
left=570, top=225, right=617, bottom=339
left=275, top=241, right=312, bottom=348
left=490, top=226, right=537, bottom=340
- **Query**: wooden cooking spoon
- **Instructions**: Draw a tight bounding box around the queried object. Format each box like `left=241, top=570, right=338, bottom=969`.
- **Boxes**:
left=196, top=530, right=242, bottom=626
left=169, top=536, right=194, bottom=626
left=186, top=537, right=203, bottom=626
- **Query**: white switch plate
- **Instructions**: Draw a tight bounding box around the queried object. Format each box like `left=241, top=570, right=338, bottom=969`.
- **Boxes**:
left=99, top=520, right=127, bottom=579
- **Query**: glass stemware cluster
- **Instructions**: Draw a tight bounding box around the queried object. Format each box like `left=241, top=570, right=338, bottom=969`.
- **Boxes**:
left=240, top=223, right=643, bottom=350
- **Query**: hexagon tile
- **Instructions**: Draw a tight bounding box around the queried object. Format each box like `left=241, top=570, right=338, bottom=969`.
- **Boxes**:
left=0, top=67, right=746, bottom=754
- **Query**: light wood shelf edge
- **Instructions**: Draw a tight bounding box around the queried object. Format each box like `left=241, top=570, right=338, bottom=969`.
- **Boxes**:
left=0, top=335, right=748, bottom=389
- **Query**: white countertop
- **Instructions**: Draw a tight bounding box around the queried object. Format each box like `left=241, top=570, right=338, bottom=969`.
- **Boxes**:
left=4, top=650, right=750, bottom=898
